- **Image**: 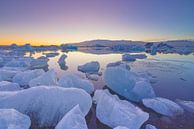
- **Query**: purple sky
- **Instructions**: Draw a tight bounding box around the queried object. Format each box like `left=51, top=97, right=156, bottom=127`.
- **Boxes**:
left=0, top=0, right=194, bottom=45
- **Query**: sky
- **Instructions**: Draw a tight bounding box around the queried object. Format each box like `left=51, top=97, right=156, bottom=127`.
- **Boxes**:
left=0, top=0, right=194, bottom=46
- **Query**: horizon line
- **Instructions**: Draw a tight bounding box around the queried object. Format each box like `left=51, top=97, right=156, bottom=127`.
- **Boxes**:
left=1, top=38, right=194, bottom=46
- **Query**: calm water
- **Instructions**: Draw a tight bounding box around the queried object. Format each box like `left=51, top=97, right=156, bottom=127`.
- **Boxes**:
left=27, top=50, right=194, bottom=129
left=30, top=50, right=194, bottom=101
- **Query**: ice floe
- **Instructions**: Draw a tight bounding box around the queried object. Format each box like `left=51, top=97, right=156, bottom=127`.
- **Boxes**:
left=30, top=58, right=48, bottom=69
left=0, top=109, right=31, bottom=129
left=130, top=78, right=156, bottom=101
left=57, top=54, right=67, bottom=65
left=85, top=73, right=99, bottom=81
left=122, top=53, right=147, bottom=61
left=114, top=126, right=129, bottom=129
left=150, top=45, right=157, bottom=55
left=146, top=124, right=157, bottom=129
left=0, top=86, right=92, bottom=127
left=55, top=105, right=88, bottom=129
left=106, top=61, right=130, bottom=70
left=58, top=73, right=94, bottom=94
left=142, top=97, right=184, bottom=117
left=0, top=67, right=22, bottom=81
left=29, top=69, right=57, bottom=87
left=103, top=66, right=136, bottom=93
left=0, top=57, right=4, bottom=67
left=4, top=57, right=32, bottom=69
left=176, top=99, right=194, bottom=113
left=13, top=69, right=45, bottom=86
left=122, top=54, right=136, bottom=61
left=78, top=61, right=100, bottom=73
left=45, top=52, right=59, bottom=57
left=103, top=66, right=155, bottom=102
left=93, top=89, right=149, bottom=129
left=0, top=81, right=21, bottom=91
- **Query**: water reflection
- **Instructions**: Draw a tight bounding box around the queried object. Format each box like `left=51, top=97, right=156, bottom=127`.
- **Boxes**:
left=29, top=50, right=194, bottom=101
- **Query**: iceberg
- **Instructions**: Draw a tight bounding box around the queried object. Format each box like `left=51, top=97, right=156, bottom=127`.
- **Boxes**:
left=55, top=105, right=88, bottom=129
left=130, top=79, right=156, bottom=101
left=86, top=73, right=99, bottom=81
left=122, top=53, right=147, bottom=61
left=60, top=44, right=78, bottom=51
left=176, top=99, right=194, bottom=113
left=4, top=58, right=32, bottom=69
left=58, top=54, right=67, bottom=65
left=30, top=58, right=48, bottom=69
left=150, top=45, right=157, bottom=55
left=122, top=54, right=136, bottom=61
left=103, top=66, right=155, bottom=102
left=93, top=90, right=149, bottom=129
left=59, top=63, right=68, bottom=71
left=0, top=86, right=92, bottom=127
left=0, top=57, right=4, bottom=67
left=142, top=97, right=184, bottom=117
left=13, top=69, right=45, bottom=86
left=106, top=61, right=130, bottom=71
left=0, top=109, right=31, bottom=129
left=103, top=66, right=136, bottom=93
left=114, top=126, right=129, bottom=129
left=45, top=52, right=59, bottom=57
left=29, top=69, right=58, bottom=87
left=0, top=81, right=21, bottom=91
left=58, top=73, right=94, bottom=94
left=78, top=61, right=100, bottom=73
left=146, top=124, right=157, bottom=129
left=0, top=68, right=22, bottom=81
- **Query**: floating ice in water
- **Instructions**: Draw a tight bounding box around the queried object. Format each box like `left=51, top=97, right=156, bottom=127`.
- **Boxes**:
left=59, top=63, right=68, bottom=71
left=0, top=86, right=92, bottom=127
left=58, top=54, right=67, bottom=65
left=0, top=67, right=22, bottom=81
left=45, top=52, right=59, bottom=57
left=30, top=58, right=48, bottom=69
left=132, top=54, right=147, bottom=59
left=176, top=99, right=194, bottom=113
left=122, top=53, right=147, bottom=61
left=122, top=54, right=136, bottom=61
left=29, top=69, right=58, bottom=87
left=13, top=69, right=45, bottom=86
left=130, top=78, right=156, bottom=101
left=146, top=124, right=157, bottom=129
left=103, top=66, right=136, bottom=93
left=86, top=73, right=99, bottom=81
left=106, top=61, right=130, bottom=70
left=4, top=57, right=32, bottom=70
left=0, top=57, right=4, bottom=67
left=0, top=81, right=21, bottom=91
left=78, top=61, right=100, bottom=73
left=58, top=73, right=94, bottom=94
left=60, top=44, right=78, bottom=51
left=55, top=105, right=88, bottom=129
left=150, top=45, right=157, bottom=55
left=93, top=89, right=149, bottom=129
left=0, top=109, right=31, bottom=129
left=114, top=126, right=129, bottom=129
left=142, top=97, right=184, bottom=117
left=103, top=66, right=155, bottom=102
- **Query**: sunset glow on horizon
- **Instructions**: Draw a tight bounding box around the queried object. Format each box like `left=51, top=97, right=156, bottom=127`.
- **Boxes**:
left=1, top=0, right=194, bottom=46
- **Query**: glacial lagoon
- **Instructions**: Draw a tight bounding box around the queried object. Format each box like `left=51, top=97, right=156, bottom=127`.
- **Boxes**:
left=1, top=43, right=194, bottom=129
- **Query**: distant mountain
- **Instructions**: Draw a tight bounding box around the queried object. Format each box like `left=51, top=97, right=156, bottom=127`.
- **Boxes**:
left=69, top=39, right=194, bottom=47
